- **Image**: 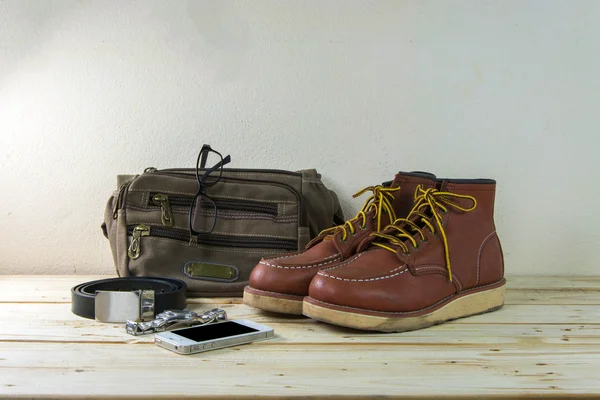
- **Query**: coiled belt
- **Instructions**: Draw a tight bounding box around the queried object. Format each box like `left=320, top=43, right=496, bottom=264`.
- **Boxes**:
left=71, top=277, right=187, bottom=322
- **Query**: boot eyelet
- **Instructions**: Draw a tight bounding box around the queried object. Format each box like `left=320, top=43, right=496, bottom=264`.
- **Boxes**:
left=403, top=250, right=411, bottom=256
left=359, top=224, right=367, bottom=231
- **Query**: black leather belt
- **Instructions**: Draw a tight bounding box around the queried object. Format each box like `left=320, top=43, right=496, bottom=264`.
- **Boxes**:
left=71, top=277, right=187, bottom=323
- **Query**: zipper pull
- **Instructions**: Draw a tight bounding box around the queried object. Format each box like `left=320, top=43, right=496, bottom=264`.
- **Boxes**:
left=144, top=167, right=157, bottom=174
left=128, top=224, right=150, bottom=259
left=152, top=193, right=174, bottom=227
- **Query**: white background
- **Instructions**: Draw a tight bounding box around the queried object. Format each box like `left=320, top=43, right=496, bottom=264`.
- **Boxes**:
left=1, top=0, right=598, bottom=274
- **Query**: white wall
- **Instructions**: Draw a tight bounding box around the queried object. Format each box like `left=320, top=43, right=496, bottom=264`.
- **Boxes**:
left=1, top=0, right=598, bottom=275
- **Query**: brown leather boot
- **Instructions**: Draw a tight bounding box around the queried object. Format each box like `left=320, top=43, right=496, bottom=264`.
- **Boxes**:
left=243, top=172, right=437, bottom=315
left=303, top=179, right=505, bottom=331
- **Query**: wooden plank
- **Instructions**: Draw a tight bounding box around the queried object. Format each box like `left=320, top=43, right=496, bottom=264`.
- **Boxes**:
left=193, top=289, right=600, bottom=306
left=0, top=275, right=241, bottom=304
left=0, top=275, right=108, bottom=303
left=0, top=303, right=598, bottom=345
left=4, top=289, right=600, bottom=305
left=2, top=275, right=600, bottom=304
left=506, top=275, right=600, bottom=290
left=3, top=302, right=600, bottom=326
left=1, top=342, right=599, bottom=398
left=508, top=289, right=600, bottom=305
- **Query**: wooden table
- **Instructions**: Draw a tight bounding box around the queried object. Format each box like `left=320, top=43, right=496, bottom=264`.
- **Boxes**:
left=1, top=275, right=599, bottom=399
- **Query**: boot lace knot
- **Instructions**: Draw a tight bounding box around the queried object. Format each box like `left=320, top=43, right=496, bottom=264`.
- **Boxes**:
left=371, top=185, right=477, bottom=281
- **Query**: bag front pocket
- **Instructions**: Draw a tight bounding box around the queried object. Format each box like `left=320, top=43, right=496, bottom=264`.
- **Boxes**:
left=125, top=224, right=294, bottom=296
left=127, top=224, right=297, bottom=260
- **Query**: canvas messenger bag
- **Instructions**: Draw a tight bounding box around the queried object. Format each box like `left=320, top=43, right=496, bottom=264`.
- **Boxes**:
left=102, top=145, right=344, bottom=296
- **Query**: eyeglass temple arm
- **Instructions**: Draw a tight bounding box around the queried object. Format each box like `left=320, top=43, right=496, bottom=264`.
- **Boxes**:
left=198, top=144, right=214, bottom=169
left=199, top=154, right=232, bottom=185
left=199, top=144, right=231, bottom=169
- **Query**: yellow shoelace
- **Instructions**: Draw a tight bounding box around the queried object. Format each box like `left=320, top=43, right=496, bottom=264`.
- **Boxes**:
left=318, top=185, right=402, bottom=242
left=372, top=185, right=477, bottom=281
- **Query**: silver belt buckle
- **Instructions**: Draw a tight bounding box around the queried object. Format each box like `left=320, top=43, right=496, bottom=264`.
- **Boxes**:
left=95, top=290, right=155, bottom=323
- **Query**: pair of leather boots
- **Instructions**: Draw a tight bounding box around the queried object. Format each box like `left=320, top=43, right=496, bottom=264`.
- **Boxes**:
left=243, top=171, right=505, bottom=332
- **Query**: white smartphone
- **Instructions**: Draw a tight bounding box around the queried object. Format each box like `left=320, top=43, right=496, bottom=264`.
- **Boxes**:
left=154, top=319, right=274, bottom=355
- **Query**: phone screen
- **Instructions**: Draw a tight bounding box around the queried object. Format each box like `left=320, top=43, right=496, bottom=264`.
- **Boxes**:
left=173, top=321, right=259, bottom=342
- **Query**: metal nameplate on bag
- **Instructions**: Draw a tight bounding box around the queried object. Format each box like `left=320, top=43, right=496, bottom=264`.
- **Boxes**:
left=183, top=262, right=238, bottom=281
left=95, top=290, right=155, bottom=323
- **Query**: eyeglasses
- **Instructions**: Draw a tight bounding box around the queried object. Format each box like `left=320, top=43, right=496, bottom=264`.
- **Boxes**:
left=189, top=145, right=231, bottom=235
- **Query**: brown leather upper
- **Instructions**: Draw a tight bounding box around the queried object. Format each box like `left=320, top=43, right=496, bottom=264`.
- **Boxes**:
left=307, top=179, right=504, bottom=312
left=247, top=172, right=437, bottom=297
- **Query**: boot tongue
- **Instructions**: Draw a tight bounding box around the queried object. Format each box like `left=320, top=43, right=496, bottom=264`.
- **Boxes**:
left=399, top=170, right=436, bottom=181
left=380, top=171, right=437, bottom=191
left=390, top=171, right=437, bottom=188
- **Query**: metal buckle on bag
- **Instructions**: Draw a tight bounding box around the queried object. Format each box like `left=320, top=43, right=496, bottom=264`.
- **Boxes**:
left=95, top=290, right=155, bottom=323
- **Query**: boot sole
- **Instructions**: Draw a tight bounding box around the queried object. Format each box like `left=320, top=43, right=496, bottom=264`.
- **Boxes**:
left=302, top=281, right=506, bottom=332
left=243, top=286, right=304, bottom=315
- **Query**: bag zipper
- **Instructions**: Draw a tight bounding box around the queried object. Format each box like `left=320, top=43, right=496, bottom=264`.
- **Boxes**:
left=143, top=169, right=307, bottom=226
left=148, top=193, right=278, bottom=224
left=145, top=167, right=302, bottom=177
left=112, top=182, right=132, bottom=219
left=127, top=224, right=296, bottom=259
